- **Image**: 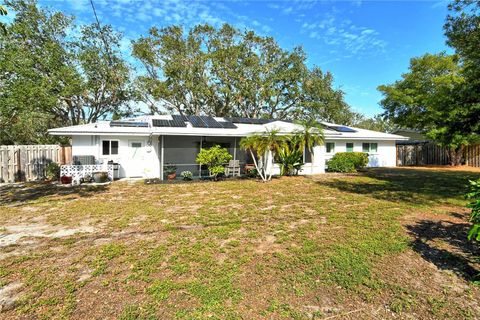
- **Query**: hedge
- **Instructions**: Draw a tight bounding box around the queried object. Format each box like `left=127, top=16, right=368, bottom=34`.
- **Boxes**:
left=327, top=152, right=369, bottom=173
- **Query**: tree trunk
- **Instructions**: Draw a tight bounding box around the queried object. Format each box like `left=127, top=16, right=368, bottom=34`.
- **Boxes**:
left=449, top=145, right=465, bottom=166
left=249, top=150, right=266, bottom=181
left=268, top=151, right=275, bottom=181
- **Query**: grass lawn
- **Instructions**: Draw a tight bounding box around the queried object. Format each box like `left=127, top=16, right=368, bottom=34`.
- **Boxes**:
left=0, top=167, right=479, bottom=319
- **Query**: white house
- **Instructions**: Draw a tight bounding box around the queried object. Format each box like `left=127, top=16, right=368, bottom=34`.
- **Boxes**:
left=48, top=115, right=407, bottom=179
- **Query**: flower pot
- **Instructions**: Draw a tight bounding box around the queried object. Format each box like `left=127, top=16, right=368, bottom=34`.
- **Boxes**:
left=167, top=172, right=176, bottom=180
left=60, top=176, right=72, bottom=184
left=93, top=171, right=109, bottom=183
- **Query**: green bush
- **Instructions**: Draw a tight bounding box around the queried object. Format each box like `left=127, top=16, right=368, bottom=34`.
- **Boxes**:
left=277, top=145, right=304, bottom=176
left=46, top=162, right=60, bottom=180
left=327, top=152, right=369, bottom=173
left=196, top=145, right=232, bottom=180
left=466, top=179, right=480, bottom=242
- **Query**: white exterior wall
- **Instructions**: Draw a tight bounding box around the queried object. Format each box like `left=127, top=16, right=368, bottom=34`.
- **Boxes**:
left=71, top=135, right=160, bottom=178
left=71, top=135, right=397, bottom=179
left=324, top=139, right=397, bottom=168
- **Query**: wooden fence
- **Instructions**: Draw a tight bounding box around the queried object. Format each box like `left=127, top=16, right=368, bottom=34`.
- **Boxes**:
left=397, top=143, right=480, bottom=167
left=0, top=145, right=72, bottom=183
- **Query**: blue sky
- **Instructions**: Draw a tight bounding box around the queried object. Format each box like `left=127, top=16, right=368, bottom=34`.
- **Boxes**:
left=33, top=0, right=452, bottom=117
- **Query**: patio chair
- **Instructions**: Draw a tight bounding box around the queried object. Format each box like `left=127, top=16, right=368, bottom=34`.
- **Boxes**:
left=225, top=160, right=241, bottom=177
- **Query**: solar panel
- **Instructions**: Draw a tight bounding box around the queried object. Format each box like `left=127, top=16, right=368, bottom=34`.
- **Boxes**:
left=200, top=116, right=223, bottom=128
left=250, top=118, right=270, bottom=124
left=152, top=119, right=172, bottom=127
left=110, top=121, right=149, bottom=128
left=227, top=117, right=255, bottom=124
left=188, top=115, right=207, bottom=128
left=218, top=121, right=237, bottom=129
left=171, top=115, right=187, bottom=127
left=328, top=125, right=357, bottom=133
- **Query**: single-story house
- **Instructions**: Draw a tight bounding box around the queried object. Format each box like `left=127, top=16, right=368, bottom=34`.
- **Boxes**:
left=48, top=115, right=408, bottom=179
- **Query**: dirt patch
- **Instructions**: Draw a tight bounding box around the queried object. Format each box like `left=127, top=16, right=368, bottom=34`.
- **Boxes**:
left=0, top=223, right=95, bottom=248
left=254, top=234, right=280, bottom=254
left=0, top=282, right=23, bottom=312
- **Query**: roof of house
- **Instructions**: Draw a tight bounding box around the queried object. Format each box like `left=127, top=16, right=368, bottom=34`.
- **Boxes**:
left=392, top=128, right=428, bottom=143
left=48, top=115, right=408, bottom=141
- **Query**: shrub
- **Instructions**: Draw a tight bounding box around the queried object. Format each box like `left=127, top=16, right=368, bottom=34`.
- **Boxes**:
left=327, top=152, right=369, bottom=173
left=164, top=164, right=177, bottom=175
left=46, top=162, right=60, bottom=181
left=277, top=145, right=304, bottom=176
left=196, top=145, right=232, bottom=180
left=245, top=167, right=258, bottom=178
left=466, top=179, right=480, bottom=242
left=180, top=171, right=193, bottom=181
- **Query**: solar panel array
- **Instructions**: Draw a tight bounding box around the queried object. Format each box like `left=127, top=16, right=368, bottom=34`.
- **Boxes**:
left=188, top=115, right=207, bottom=128
left=200, top=116, right=223, bottom=128
left=327, top=125, right=357, bottom=133
left=226, top=117, right=273, bottom=125
left=218, top=121, right=237, bottom=129
left=147, top=115, right=274, bottom=129
left=152, top=116, right=188, bottom=128
left=110, top=121, right=149, bottom=128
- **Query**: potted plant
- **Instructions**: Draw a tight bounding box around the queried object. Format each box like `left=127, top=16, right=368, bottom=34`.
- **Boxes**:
left=93, top=171, right=109, bottom=183
left=164, top=164, right=177, bottom=180
left=180, top=171, right=193, bottom=181
left=60, top=175, right=72, bottom=184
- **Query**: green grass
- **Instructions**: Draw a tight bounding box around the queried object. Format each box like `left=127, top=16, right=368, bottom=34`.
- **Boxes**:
left=0, top=167, right=479, bottom=319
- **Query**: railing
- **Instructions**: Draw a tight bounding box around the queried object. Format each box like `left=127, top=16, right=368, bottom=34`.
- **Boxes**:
left=60, top=164, right=114, bottom=181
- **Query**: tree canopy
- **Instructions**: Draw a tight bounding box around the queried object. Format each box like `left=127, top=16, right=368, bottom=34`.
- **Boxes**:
left=132, top=24, right=357, bottom=122
left=378, top=53, right=477, bottom=165
left=378, top=1, right=480, bottom=165
left=0, top=0, right=135, bottom=144
left=444, top=0, right=480, bottom=134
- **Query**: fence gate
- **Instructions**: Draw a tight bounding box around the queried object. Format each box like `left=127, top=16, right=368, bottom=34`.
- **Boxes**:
left=0, top=145, right=71, bottom=183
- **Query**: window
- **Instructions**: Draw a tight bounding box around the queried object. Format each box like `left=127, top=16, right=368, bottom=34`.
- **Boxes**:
left=346, top=143, right=354, bottom=152
left=362, top=143, right=378, bottom=153
left=102, top=140, right=119, bottom=155
left=326, top=142, right=335, bottom=153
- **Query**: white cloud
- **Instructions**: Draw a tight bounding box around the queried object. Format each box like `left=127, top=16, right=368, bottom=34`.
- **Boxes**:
left=298, top=8, right=387, bottom=58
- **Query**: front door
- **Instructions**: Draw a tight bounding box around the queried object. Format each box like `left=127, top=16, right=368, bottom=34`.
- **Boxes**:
left=128, top=141, right=144, bottom=177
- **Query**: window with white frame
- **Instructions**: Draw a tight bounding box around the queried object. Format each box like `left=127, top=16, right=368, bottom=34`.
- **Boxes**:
left=362, top=143, right=378, bottom=153
left=102, top=140, right=119, bottom=155
left=326, top=142, right=335, bottom=153
left=346, top=142, right=354, bottom=152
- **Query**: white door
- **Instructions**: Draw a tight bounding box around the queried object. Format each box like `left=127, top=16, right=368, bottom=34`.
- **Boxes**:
left=128, top=141, right=144, bottom=177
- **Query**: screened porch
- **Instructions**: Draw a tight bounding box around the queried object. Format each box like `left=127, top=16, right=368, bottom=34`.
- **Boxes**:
left=160, top=135, right=249, bottom=179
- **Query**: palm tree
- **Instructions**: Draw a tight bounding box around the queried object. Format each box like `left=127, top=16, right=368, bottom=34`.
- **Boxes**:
left=293, top=119, right=325, bottom=174
left=239, top=135, right=267, bottom=181
left=0, top=6, right=7, bottom=35
left=240, top=129, right=286, bottom=181
left=259, top=129, right=286, bottom=180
